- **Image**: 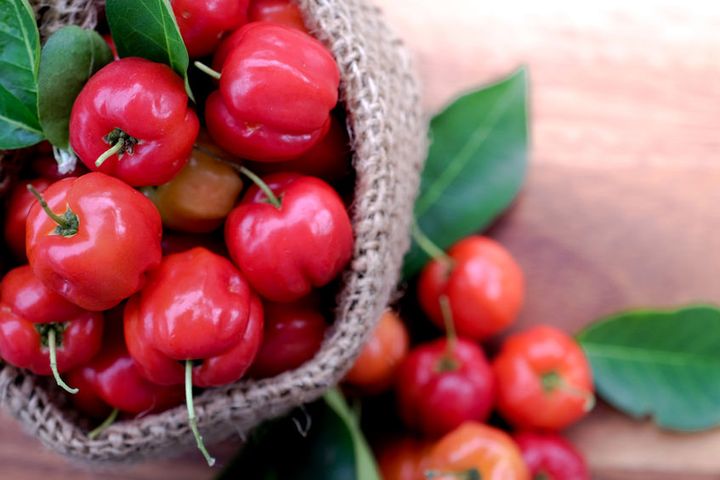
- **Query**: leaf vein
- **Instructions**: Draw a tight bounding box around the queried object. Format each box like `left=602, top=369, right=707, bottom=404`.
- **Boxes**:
left=415, top=85, right=517, bottom=216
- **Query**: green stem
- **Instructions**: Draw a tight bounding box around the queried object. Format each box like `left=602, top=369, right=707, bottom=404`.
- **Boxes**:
left=95, top=137, right=125, bottom=167
left=27, top=185, right=68, bottom=228
left=88, top=408, right=119, bottom=439
left=238, top=166, right=282, bottom=209
left=186, top=360, right=216, bottom=467
left=412, top=221, right=454, bottom=268
left=194, top=61, right=221, bottom=80
left=191, top=144, right=281, bottom=208
left=47, top=328, right=78, bottom=394
left=437, top=294, right=459, bottom=372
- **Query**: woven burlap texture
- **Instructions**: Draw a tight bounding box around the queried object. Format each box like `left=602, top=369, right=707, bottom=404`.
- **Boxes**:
left=0, top=0, right=426, bottom=463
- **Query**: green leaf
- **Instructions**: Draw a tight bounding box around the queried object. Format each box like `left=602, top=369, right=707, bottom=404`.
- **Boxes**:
left=0, top=0, right=43, bottom=149
left=105, top=0, right=193, bottom=100
left=324, top=389, right=381, bottom=480
left=402, top=68, right=529, bottom=278
left=578, top=304, right=720, bottom=431
left=37, top=26, right=113, bottom=150
left=217, top=390, right=380, bottom=480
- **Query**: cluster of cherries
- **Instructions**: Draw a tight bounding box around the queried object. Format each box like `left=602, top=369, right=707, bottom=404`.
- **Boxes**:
left=0, top=0, right=354, bottom=467
left=342, top=237, right=595, bottom=480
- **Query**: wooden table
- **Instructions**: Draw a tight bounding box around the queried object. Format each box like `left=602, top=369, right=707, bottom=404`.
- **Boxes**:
left=2, top=1, right=719, bottom=478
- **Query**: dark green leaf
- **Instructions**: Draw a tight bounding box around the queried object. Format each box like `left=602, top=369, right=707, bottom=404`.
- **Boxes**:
left=578, top=304, right=720, bottom=431
left=0, top=0, right=43, bottom=149
left=217, top=390, right=379, bottom=480
left=37, top=26, right=113, bottom=149
left=105, top=0, right=193, bottom=100
left=403, top=68, right=529, bottom=278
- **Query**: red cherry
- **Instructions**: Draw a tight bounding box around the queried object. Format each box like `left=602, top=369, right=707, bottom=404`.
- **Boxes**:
left=395, top=338, right=495, bottom=438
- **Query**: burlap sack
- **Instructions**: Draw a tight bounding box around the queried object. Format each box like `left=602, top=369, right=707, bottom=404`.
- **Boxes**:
left=0, top=0, right=426, bottom=463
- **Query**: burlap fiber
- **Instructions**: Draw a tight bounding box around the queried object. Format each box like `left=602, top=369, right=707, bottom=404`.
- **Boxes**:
left=0, top=0, right=426, bottom=463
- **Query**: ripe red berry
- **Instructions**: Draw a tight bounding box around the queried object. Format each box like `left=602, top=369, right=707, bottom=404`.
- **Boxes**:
left=395, top=338, right=495, bottom=437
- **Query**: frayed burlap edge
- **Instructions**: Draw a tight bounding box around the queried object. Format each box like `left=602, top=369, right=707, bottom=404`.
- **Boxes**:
left=0, top=0, right=426, bottom=463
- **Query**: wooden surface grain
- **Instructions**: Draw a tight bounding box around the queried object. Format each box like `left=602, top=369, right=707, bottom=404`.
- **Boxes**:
left=2, top=1, right=719, bottom=478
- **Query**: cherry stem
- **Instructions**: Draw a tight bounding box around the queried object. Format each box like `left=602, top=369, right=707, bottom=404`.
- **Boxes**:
left=425, top=468, right=481, bottom=480
left=95, top=137, right=125, bottom=167
left=88, top=408, right=119, bottom=439
left=185, top=360, right=215, bottom=467
left=541, top=370, right=596, bottom=412
left=27, top=184, right=67, bottom=228
left=437, top=294, right=459, bottom=371
left=238, top=166, right=282, bottom=209
left=194, top=61, right=221, bottom=80
left=412, top=221, right=454, bottom=269
left=47, top=328, right=78, bottom=394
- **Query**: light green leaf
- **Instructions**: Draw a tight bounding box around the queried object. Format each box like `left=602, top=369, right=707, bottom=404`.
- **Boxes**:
left=578, top=304, right=720, bottom=431
left=0, top=0, right=43, bottom=149
left=403, top=68, right=529, bottom=278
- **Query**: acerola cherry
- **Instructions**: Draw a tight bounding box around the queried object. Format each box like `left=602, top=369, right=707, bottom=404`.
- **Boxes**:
left=248, top=0, right=308, bottom=32
left=206, top=23, right=339, bottom=161
left=514, top=432, right=590, bottom=480
left=395, top=338, right=495, bottom=438
left=419, top=235, right=524, bottom=341
left=124, top=247, right=263, bottom=465
left=146, top=148, right=243, bottom=233
left=4, top=178, right=51, bottom=260
left=376, top=437, right=432, bottom=480
left=345, top=310, right=409, bottom=394
left=493, top=325, right=594, bottom=431
left=67, top=322, right=184, bottom=420
left=0, top=265, right=103, bottom=393
left=249, top=299, right=326, bottom=378
left=247, top=115, right=352, bottom=183
left=424, top=422, right=529, bottom=480
left=171, top=0, right=249, bottom=58
left=70, top=58, right=199, bottom=186
left=25, top=173, right=162, bottom=311
left=225, top=173, right=353, bottom=302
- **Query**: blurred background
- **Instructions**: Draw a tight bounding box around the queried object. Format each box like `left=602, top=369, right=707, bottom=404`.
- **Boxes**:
left=2, top=1, right=719, bottom=479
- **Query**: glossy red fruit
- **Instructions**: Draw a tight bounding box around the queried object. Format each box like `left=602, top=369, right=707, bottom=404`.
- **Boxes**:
left=4, top=178, right=51, bottom=260
left=249, top=299, right=326, bottom=378
left=70, top=58, right=199, bottom=186
left=248, top=0, right=308, bottom=32
left=0, top=265, right=82, bottom=324
left=514, top=432, right=590, bottom=480
left=26, top=173, right=162, bottom=311
left=124, top=247, right=263, bottom=387
left=344, top=310, right=409, bottom=394
left=396, top=338, right=495, bottom=438
left=493, top=325, right=594, bottom=431
left=225, top=173, right=353, bottom=302
left=0, top=266, right=103, bottom=376
left=247, top=115, right=351, bottom=183
left=171, top=0, right=249, bottom=58
left=419, top=236, right=525, bottom=341
left=68, top=323, right=184, bottom=417
left=207, top=23, right=339, bottom=161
